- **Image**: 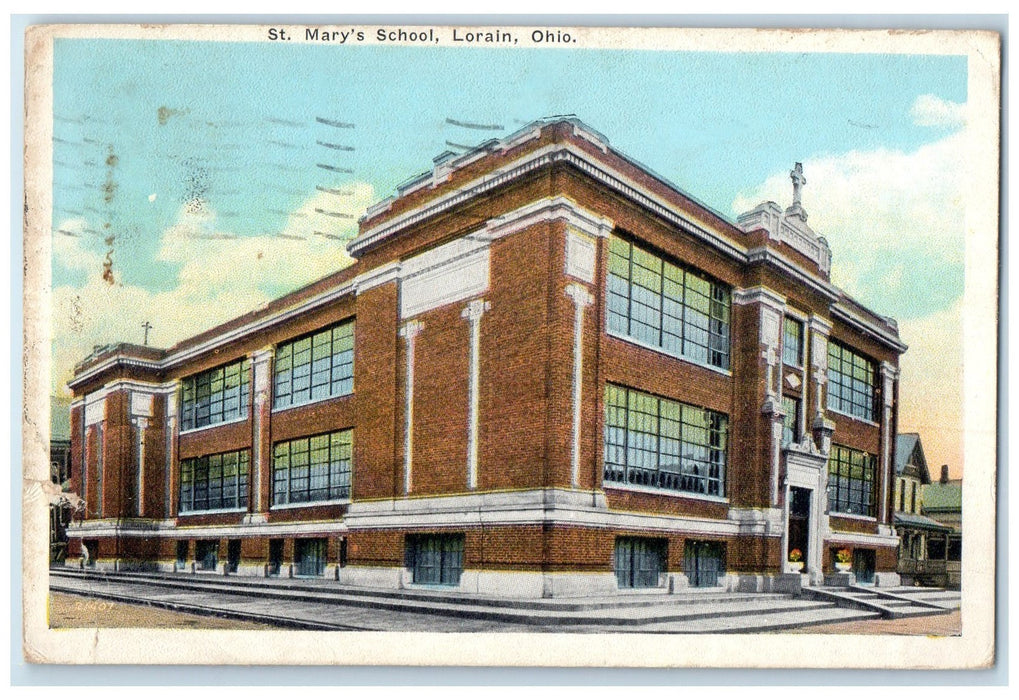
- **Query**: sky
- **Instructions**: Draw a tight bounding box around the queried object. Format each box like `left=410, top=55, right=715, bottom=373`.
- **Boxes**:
left=49, top=35, right=970, bottom=476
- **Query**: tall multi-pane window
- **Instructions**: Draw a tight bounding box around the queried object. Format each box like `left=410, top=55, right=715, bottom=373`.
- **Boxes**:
left=607, top=236, right=731, bottom=370
left=828, top=444, right=877, bottom=517
left=274, top=320, right=354, bottom=409
left=179, top=450, right=249, bottom=513
left=180, top=358, right=251, bottom=431
left=603, top=384, right=728, bottom=497
left=783, top=317, right=803, bottom=366
left=827, top=341, right=876, bottom=421
left=272, top=429, right=352, bottom=506
left=781, top=395, right=800, bottom=445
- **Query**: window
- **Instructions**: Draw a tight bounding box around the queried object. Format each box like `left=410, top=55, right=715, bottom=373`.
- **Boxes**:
left=274, top=320, right=354, bottom=409
left=783, top=317, right=803, bottom=366
left=615, top=537, right=667, bottom=588
left=196, top=540, right=218, bottom=571
left=607, top=236, right=731, bottom=370
left=180, top=358, right=251, bottom=431
left=179, top=450, right=249, bottom=513
left=911, top=481, right=918, bottom=514
left=684, top=540, right=725, bottom=588
left=827, top=341, right=876, bottom=421
left=828, top=444, right=877, bottom=517
left=898, top=478, right=905, bottom=512
left=782, top=395, right=800, bottom=445
left=604, top=384, right=728, bottom=497
left=294, top=538, right=327, bottom=577
left=272, top=430, right=352, bottom=506
left=406, top=534, right=464, bottom=586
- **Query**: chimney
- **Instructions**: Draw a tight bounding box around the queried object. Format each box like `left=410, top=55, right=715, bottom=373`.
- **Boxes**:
left=941, top=465, right=950, bottom=483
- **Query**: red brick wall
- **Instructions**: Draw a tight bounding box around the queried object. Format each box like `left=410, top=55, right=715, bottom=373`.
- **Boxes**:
left=352, top=283, right=400, bottom=500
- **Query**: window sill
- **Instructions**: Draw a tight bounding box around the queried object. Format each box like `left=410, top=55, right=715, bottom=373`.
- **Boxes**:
left=829, top=511, right=877, bottom=522
left=603, top=481, right=729, bottom=504
left=827, top=407, right=880, bottom=427
left=270, top=498, right=351, bottom=511
left=605, top=331, right=732, bottom=378
left=177, top=507, right=247, bottom=516
left=179, top=415, right=248, bottom=436
left=272, top=391, right=354, bottom=415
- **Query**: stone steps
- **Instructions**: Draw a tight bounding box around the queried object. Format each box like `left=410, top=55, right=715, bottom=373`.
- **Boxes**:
left=52, top=570, right=829, bottom=626
left=50, top=569, right=877, bottom=631
left=51, top=568, right=779, bottom=611
left=807, top=585, right=955, bottom=620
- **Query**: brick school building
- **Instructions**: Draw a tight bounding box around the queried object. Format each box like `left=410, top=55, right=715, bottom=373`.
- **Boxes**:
left=64, top=118, right=905, bottom=596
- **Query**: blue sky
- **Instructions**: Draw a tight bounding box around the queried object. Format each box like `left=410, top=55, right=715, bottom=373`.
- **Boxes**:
left=49, top=34, right=972, bottom=471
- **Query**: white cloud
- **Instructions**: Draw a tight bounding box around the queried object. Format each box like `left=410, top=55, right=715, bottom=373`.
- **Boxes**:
left=911, top=94, right=967, bottom=129
left=51, top=183, right=374, bottom=396
left=731, top=129, right=967, bottom=311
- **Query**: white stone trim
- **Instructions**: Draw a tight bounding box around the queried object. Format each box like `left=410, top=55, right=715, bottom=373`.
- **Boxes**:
left=565, top=284, right=594, bottom=487
left=879, top=362, right=899, bottom=525
left=401, top=239, right=490, bottom=319
left=345, top=488, right=756, bottom=538
left=68, top=519, right=350, bottom=539
left=83, top=395, right=106, bottom=426
left=250, top=348, right=273, bottom=515
left=572, top=122, right=610, bottom=153
left=178, top=414, right=248, bottom=436
left=732, top=285, right=786, bottom=310
left=132, top=416, right=149, bottom=517
left=830, top=303, right=907, bottom=353
left=129, top=392, right=154, bottom=418
left=399, top=320, right=424, bottom=495
left=565, top=229, right=597, bottom=283
left=783, top=447, right=830, bottom=585
left=461, top=299, right=489, bottom=490
left=270, top=498, right=352, bottom=511
left=477, top=196, right=613, bottom=243
left=605, top=330, right=733, bottom=378
left=826, top=531, right=900, bottom=548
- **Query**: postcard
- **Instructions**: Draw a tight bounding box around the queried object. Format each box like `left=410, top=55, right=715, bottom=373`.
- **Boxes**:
left=22, top=22, right=999, bottom=668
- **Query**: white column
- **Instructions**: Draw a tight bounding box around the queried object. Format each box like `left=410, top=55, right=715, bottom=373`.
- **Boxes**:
left=880, top=362, right=898, bottom=524
left=250, top=348, right=273, bottom=520
left=565, top=283, right=593, bottom=488
left=461, top=299, right=490, bottom=490
left=165, top=391, right=177, bottom=518
left=132, top=417, right=149, bottom=516
left=400, top=320, right=424, bottom=495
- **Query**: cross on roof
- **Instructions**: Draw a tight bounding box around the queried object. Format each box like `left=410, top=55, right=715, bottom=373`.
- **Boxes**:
left=790, top=162, right=806, bottom=207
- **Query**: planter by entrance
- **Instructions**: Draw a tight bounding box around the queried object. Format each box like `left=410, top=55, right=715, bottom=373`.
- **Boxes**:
left=835, top=562, right=852, bottom=572
left=787, top=561, right=805, bottom=573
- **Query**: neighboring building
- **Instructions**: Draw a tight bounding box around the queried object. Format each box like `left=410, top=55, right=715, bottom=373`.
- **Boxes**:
left=64, top=118, right=906, bottom=596
left=892, top=434, right=953, bottom=587
left=923, top=465, right=962, bottom=589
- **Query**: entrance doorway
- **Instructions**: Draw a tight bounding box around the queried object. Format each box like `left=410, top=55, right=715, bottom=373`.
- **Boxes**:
left=788, top=487, right=811, bottom=564
left=268, top=538, right=283, bottom=577
left=227, top=539, right=241, bottom=573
